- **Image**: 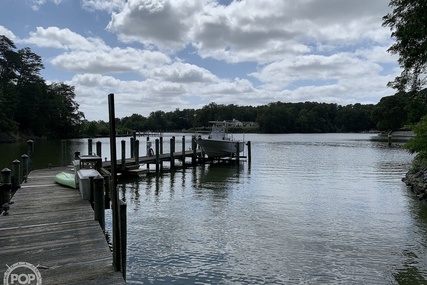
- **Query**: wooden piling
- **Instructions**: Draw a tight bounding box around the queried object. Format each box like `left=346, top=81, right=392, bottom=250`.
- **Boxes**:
left=21, top=154, right=28, bottom=182
left=130, top=137, right=134, bottom=158
left=135, top=139, right=140, bottom=166
left=160, top=136, right=164, bottom=171
left=88, top=138, right=93, bottom=155
left=192, top=135, right=197, bottom=166
left=236, top=143, right=240, bottom=163
left=247, top=141, right=252, bottom=164
left=27, top=139, right=33, bottom=173
left=121, top=140, right=126, bottom=172
left=108, top=93, right=122, bottom=272
left=96, top=141, right=102, bottom=157
left=11, top=159, right=20, bottom=191
left=170, top=137, right=175, bottom=169
left=61, top=140, right=67, bottom=166
left=182, top=136, right=186, bottom=165
left=119, top=199, right=127, bottom=281
left=0, top=168, right=11, bottom=207
left=94, top=174, right=106, bottom=231
left=155, top=139, right=160, bottom=173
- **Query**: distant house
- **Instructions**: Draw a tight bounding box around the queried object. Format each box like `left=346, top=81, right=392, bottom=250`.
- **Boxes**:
left=225, top=119, right=258, bottom=127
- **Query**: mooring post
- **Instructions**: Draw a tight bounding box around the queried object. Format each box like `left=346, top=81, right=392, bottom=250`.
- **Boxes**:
left=61, top=140, right=67, bottom=166
left=103, top=173, right=111, bottom=210
left=74, top=151, right=80, bottom=160
left=108, top=93, right=121, bottom=272
left=11, top=159, right=21, bottom=191
left=236, top=143, right=240, bottom=163
left=247, top=141, right=252, bottom=164
left=182, top=136, right=186, bottom=166
left=21, top=154, right=28, bottom=182
left=159, top=136, right=163, bottom=171
left=88, top=138, right=93, bottom=155
left=135, top=139, right=140, bottom=166
left=27, top=139, right=33, bottom=173
left=96, top=141, right=102, bottom=157
left=155, top=139, right=160, bottom=173
left=121, top=140, right=126, bottom=172
left=146, top=137, right=150, bottom=170
left=130, top=137, right=134, bottom=158
left=192, top=135, right=197, bottom=166
left=170, top=137, right=175, bottom=169
left=94, top=175, right=106, bottom=231
left=0, top=168, right=11, bottom=207
left=119, top=199, right=127, bottom=281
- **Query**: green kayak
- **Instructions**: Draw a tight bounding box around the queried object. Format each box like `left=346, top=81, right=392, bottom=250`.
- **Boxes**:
left=54, top=172, right=76, bottom=189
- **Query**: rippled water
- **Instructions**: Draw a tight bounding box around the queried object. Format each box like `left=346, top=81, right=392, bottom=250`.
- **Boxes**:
left=2, top=133, right=426, bottom=284
left=110, top=133, right=427, bottom=284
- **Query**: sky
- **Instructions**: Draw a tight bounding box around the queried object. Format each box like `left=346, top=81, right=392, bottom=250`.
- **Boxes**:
left=0, top=0, right=399, bottom=121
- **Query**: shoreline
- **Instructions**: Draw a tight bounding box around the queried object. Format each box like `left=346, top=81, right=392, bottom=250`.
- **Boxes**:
left=402, top=169, right=427, bottom=200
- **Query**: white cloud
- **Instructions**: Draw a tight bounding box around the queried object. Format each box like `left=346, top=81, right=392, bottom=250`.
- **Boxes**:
left=28, top=0, right=63, bottom=11
left=24, top=27, right=107, bottom=51
left=108, top=0, right=204, bottom=51
left=81, top=0, right=126, bottom=12
left=3, top=0, right=400, bottom=120
left=143, top=62, right=218, bottom=83
left=0, top=26, right=17, bottom=41
left=51, top=47, right=171, bottom=73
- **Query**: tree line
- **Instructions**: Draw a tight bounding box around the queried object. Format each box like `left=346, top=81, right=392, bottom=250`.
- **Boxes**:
left=82, top=94, right=427, bottom=137
left=1, top=35, right=426, bottom=142
left=0, top=35, right=83, bottom=142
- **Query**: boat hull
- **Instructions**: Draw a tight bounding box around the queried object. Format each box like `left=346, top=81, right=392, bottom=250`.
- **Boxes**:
left=196, top=139, right=245, bottom=158
left=54, top=172, right=76, bottom=189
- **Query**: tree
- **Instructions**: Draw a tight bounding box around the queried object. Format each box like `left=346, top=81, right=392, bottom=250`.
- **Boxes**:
left=383, top=0, right=427, bottom=92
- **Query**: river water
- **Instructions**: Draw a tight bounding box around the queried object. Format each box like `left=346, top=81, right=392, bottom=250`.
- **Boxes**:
left=1, top=133, right=426, bottom=284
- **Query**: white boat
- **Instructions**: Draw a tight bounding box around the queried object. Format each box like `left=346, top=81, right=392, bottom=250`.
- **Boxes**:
left=196, top=121, right=245, bottom=158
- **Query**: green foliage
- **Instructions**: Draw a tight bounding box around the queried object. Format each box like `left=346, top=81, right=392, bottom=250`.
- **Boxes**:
left=0, top=36, right=84, bottom=140
left=371, top=91, right=427, bottom=131
left=404, top=116, right=427, bottom=154
left=383, top=0, right=427, bottom=92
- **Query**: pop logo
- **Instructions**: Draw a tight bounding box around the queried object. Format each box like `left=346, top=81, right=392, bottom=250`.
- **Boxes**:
left=3, top=262, right=42, bottom=285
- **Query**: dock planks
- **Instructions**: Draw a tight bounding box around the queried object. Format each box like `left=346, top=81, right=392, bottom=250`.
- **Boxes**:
left=0, top=167, right=126, bottom=285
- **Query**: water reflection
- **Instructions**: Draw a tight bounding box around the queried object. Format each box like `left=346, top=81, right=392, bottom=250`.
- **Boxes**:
left=3, top=134, right=427, bottom=284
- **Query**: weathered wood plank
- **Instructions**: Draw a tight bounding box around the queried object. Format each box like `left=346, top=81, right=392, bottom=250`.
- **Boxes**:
left=0, top=167, right=125, bottom=285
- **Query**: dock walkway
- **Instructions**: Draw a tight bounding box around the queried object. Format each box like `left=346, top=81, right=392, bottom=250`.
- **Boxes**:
left=0, top=167, right=126, bottom=285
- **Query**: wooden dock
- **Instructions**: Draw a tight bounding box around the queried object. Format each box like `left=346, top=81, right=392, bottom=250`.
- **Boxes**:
left=0, top=167, right=126, bottom=285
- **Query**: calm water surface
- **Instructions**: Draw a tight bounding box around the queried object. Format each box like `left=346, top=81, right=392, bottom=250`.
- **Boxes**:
left=1, top=133, right=426, bottom=284
left=115, top=133, right=426, bottom=284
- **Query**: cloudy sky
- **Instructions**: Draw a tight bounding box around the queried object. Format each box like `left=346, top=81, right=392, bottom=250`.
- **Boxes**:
left=0, top=0, right=398, bottom=121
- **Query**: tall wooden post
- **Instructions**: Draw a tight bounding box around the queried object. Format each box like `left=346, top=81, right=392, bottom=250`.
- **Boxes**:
left=0, top=168, right=11, bottom=207
left=192, top=135, right=197, bottom=166
left=88, top=138, right=93, bottom=155
left=96, top=141, right=102, bottom=157
left=27, top=140, right=33, bottom=173
left=11, top=160, right=21, bottom=191
left=121, top=140, right=126, bottom=172
left=21, top=154, right=28, bottom=183
left=170, top=137, right=175, bottom=169
left=130, top=137, right=134, bottom=158
left=108, top=93, right=121, bottom=272
left=134, top=140, right=139, bottom=166
left=247, top=141, right=252, bottom=164
left=119, top=200, right=127, bottom=281
left=61, top=140, right=67, bottom=166
left=236, top=143, right=240, bottom=163
left=155, top=139, right=160, bottom=173
left=159, top=136, right=163, bottom=171
left=94, top=174, right=105, bottom=231
left=182, top=136, right=186, bottom=166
